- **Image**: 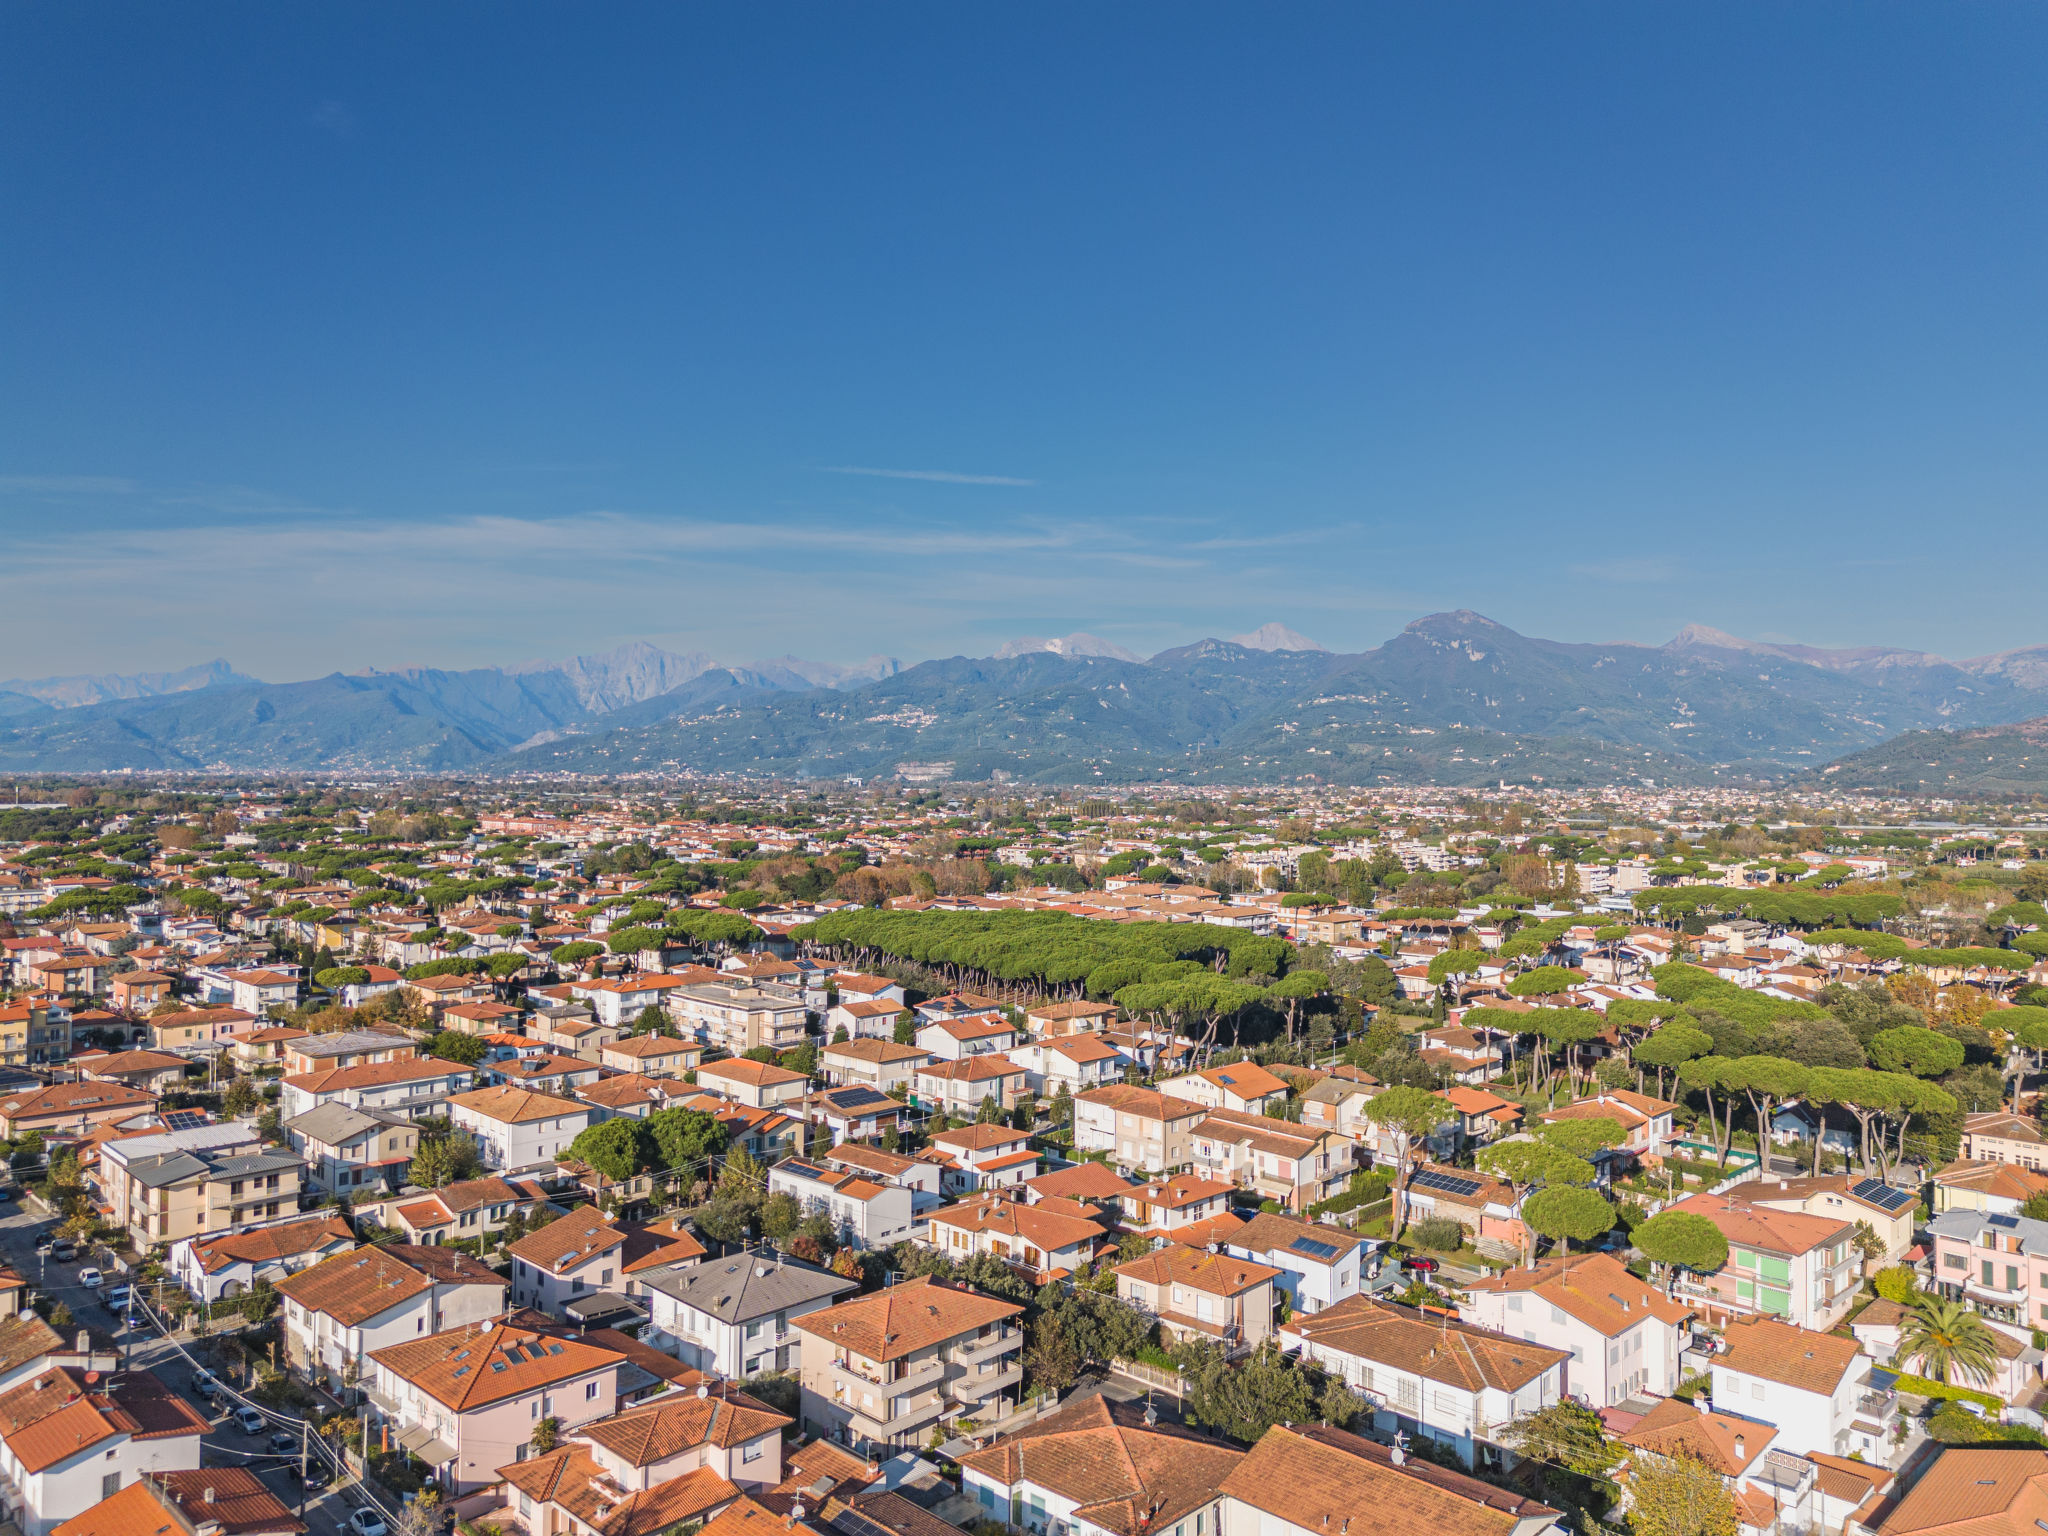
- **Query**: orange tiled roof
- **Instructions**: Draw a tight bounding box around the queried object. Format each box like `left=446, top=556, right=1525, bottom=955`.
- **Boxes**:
left=370, top=1319, right=623, bottom=1411
left=790, top=1275, right=1020, bottom=1362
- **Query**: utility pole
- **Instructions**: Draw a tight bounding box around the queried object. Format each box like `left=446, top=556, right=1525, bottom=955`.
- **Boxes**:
left=298, top=1419, right=308, bottom=1517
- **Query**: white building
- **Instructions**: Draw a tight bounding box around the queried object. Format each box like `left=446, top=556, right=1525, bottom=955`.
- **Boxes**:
left=1461, top=1251, right=1690, bottom=1407
left=1707, top=1315, right=1897, bottom=1463
left=0, top=1369, right=206, bottom=1536
left=447, top=1085, right=596, bottom=1172
left=767, top=1157, right=918, bottom=1250
left=1222, top=1209, right=1370, bottom=1316
left=638, top=1250, right=858, bottom=1380
left=274, top=1242, right=506, bottom=1396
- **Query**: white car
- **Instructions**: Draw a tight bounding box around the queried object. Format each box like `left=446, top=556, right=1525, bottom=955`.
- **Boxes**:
left=77, top=1267, right=103, bottom=1288
left=349, top=1509, right=389, bottom=1536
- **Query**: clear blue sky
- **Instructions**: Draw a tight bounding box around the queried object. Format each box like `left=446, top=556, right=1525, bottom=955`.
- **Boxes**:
left=4, top=5, right=2045, bottom=681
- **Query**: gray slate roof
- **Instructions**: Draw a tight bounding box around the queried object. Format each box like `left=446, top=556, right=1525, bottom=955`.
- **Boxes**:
left=284, top=1101, right=409, bottom=1146
left=639, top=1249, right=858, bottom=1323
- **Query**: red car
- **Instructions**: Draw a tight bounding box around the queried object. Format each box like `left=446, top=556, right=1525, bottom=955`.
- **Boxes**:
left=1398, top=1255, right=1440, bottom=1274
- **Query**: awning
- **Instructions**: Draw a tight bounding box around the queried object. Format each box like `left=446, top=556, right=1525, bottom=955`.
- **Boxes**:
left=395, top=1424, right=457, bottom=1465
left=563, top=1291, right=645, bottom=1327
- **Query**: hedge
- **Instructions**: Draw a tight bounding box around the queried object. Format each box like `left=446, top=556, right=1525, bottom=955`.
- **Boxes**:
left=1890, top=1372, right=2002, bottom=1411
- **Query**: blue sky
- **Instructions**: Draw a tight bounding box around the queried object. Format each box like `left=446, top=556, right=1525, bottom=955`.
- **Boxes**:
left=4, top=5, right=2046, bottom=682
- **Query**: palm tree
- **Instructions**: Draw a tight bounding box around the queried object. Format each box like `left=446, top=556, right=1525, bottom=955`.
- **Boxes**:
left=1898, top=1294, right=2002, bottom=1387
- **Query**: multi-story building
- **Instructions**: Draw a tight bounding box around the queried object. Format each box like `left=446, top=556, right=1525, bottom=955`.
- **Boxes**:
left=169, top=1212, right=357, bottom=1304
left=1122, top=1175, right=1239, bottom=1239
left=793, top=1276, right=1023, bottom=1452
left=912, top=1056, right=1029, bottom=1118
left=1188, top=1110, right=1345, bottom=1211
left=1072, top=1085, right=1207, bottom=1175
left=921, top=1197, right=1108, bottom=1285
left=819, top=1039, right=929, bottom=1094
left=926, top=1125, right=1038, bottom=1196
left=1282, top=1296, right=1569, bottom=1471
left=0, top=1081, right=157, bottom=1140
left=281, top=1102, right=421, bottom=1196
left=765, top=1158, right=917, bottom=1251
left=113, top=1147, right=305, bottom=1249
left=1462, top=1251, right=1690, bottom=1406
left=694, top=1059, right=811, bottom=1111
left=0, top=1000, right=73, bottom=1069
left=1928, top=1208, right=2048, bottom=1329
left=448, top=1086, right=596, bottom=1172
left=1933, top=1159, right=2048, bottom=1216
left=280, top=1029, right=418, bottom=1076
left=277, top=1058, right=476, bottom=1122
left=1113, top=1243, right=1282, bottom=1352
left=1666, top=1192, right=1862, bottom=1331
left=639, top=1250, right=858, bottom=1380
left=51, top=1468, right=304, bottom=1536
left=1003, top=1036, right=1127, bottom=1097
left=1156, top=1064, right=1291, bottom=1116
left=1708, top=1315, right=1897, bottom=1463
left=1961, top=1112, right=2048, bottom=1169
left=671, top=983, right=808, bottom=1056
left=506, top=1211, right=706, bottom=1315
left=274, top=1243, right=505, bottom=1396
left=1223, top=1210, right=1370, bottom=1316
left=914, top=1016, right=1020, bottom=1063
left=599, top=1036, right=705, bottom=1079
left=1746, top=1175, right=1919, bottom=1266
left=0, top=1370, right=209, bottom=1536
left=1218, top=1423, right=1569, bottom=1536
left=366, top=1318, right=628, bottom=1493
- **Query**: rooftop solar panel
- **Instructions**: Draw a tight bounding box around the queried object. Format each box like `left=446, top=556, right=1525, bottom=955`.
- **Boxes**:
left=1849, top=1178, right=1916, bottom=1213
left=1989, top=1213, right=2020, bottom=1228
left=1410, top=1169, right=1484, bottom=1198
left=1289, top=1236, right=1342, bottom=1261
left=161, top=1109, right=209, bottom=1132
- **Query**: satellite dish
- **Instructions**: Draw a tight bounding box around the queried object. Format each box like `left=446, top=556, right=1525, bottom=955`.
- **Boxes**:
left=84, top=1372, right=99, bottom=1385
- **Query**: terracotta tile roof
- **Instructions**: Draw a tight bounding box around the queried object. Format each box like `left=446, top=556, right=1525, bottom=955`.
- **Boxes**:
left=957, top=1394, right=1245, bottom=1536
left=0, top=1369, right=208, bottom=1473
left=273, top=1244, right=500, bottom=1325
left=697, top=1496, right=821, bottom=1536
left=917, top=1055, right=1025, bottom=1084
left=1807, top=1450, right=1892, bottom=1508
left=622, top=1217, right=708, bottom=1273
left=825, top=1143, right=921, bottom=1180
left=500, top=1446, right=742, bottom=1536
left=1191, top=1107, right=1331, bottom=1158
left=1464, top=1252, right=1690, bottom=1336
left=187, top=1214, right=356, bottom=1274
left=790, top=1275, right=1020, bottom=1361
left=1028, top=1000, right=1115, bottom=1021
left=450, top=1084, right=590, bottom=1124
left=0, top=1313, right=65, bottom=1377
left=821, top=1040, right=927, bottom=1066
left=432, top=1175, right=526, bottom=1214
left=1173, top=1063, right=1290, bottom=1099
left=81, top=1050, right=186, bottom=1076
left=511, top=1210, right=629, bottom=1270
left=1218, top=1424, right=1558, bottom=1536
left=1666, top=1192, right=1857, bottom=1257
left=1620, top=1394, right=1772, bottom=1474
left=53, top=1470, right=305, bottom=1536
left=282, top=1058, right=469, bottom=1095
left=605, top=1036, right=703, bottom=1060
left=575, top=1388, right=790, bottom=1465
left=1024, top=1162, right=1136, bottom=1205
left=1126, top=1175, right=1236, bottom=1212
left=1075, top=1085, right=1208, bottom=1121
left=1874, top=1446, right=2048, bottom=1536
left=0, top=1081, right=157, bottom=1120
left=1964, top=1112, right=2048, bottom=1147
left=1227, top=1210, right=1369, bottom=1262
left=1283, top=1295, right=1567, bottom=1393
left=1717, top=1315, right=1862, bottom=1394
left=774, top=1439, right=880, bottom=1500
left=927, top=1197, right=1109, bottom=1256
left=371, top=1318, right=624, bottom=1411
left=698, top=1058, right=811, bottom=1088
left=930, top=1124, right=1029, bottom=1153
left=1934, top=1159, right=2048, bottom=1201
left=1114, top=1242, right=1280, bottom=1298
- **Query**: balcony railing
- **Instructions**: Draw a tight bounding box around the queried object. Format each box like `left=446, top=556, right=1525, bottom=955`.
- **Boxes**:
left=832, top=1353, right=945, bottom=1396
left=952, top=1362, right=1024, bottom=1401
left=951, top=1328, right=1023, bottom=1367
left=832, top=1385, right=943, bottom=1436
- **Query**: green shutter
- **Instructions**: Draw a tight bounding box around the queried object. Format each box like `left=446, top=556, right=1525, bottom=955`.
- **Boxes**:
left=1758, top=1255, right=1791, bottom=1284
left=1736, top=1280, right=1755, bottom=1301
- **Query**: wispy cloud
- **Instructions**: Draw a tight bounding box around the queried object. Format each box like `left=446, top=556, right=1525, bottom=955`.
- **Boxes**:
left=822, top=465, right=1036, bottom=486
left=0, top=474, right=141, bottom=495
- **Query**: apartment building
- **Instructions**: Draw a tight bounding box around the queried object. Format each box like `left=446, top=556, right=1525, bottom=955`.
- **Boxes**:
left=599, top=1036, right=705, bottom=1079
left=695, top=1059, right=811, bottom=1111
left=147, top=1007, right=256, bottom=1053
left=926, top=1125, right=1038, bottom=1196
left=277, top=1058, right=476, bottom=1122
left=0, top=1082, right=157, bottom=1140
left=671, top=983, right=808, bottom=1056
left=1022, top=1000, right=1116, bottom=1037
left=1282, top=1296, right=1569, bottom=1471
left=1927, top=1208, right=2048, bottom=1329
left=1072, top=1086, right=1207, bottom=1174
left=914, top=1016, right=1021, bottom=1063
left=1933, top=1159, right=2048, bottom=1216
left=1122, top=1175, right=1238, bottom=1238
left=507, top=1211, right=708, bottom=1316
left=1746, top=1175, right=1919, bottom=1266
left=1666, top=1193, right=1862, bottom=1331
left=387, top=1175, right=555, bottom=1248
left=568, top=1383, right=789, bottom=1495
left=913, top=1056, right=1028, bottom=1118
left=280, top=1029, right=418, bottom=1076
left=114, top=1148, right=304, bottom=1249
left=793, top=1277, right=1023, bottom=1451
left=922, top=1197, right=1108, bottom=1285
left=1462, top=1252, right=1690, bottom=1406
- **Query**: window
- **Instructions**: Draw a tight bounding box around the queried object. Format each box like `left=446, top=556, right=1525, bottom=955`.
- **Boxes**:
left=103, top=1473, right=121, bottom=1500
left=1945, top=1253, right=1967, bottom=1271
left=1984, top=1260, right=1997, bottom=1287
left=743, top=1442, right=763, bottom=1464
left=586, top=1382, right=600, bottom=1400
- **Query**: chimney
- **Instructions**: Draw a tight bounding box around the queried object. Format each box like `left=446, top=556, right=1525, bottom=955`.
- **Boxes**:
left=1734, top=1436, right=1745, bottom=1459
left=75, top=1331, right=88, bottom=1354
left=204, top=1488, right=216, bottom=1504
left=1696, top=1395, right=1710, bottom=1417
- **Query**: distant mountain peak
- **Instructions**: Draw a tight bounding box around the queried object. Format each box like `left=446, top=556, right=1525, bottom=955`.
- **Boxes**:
left=0, top=658, right=260, bottom=710
left=1230, top=622, right=1326, bottom=653
left=992, top=633, right=1143, bottom=663
left=1665, top=622, right=1758, bottom=652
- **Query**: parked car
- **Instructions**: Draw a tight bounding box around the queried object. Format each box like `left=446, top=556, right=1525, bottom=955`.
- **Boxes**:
left=269, top=1431, right=298, bottom=1453
left=50, top=1240, right=76, bottom=1262
left=235, top=1407, right=265, bottom=1435
left=292, top=1463, right=332, bottom=1490
left=1397, top=1255, right=1439, bottom=1275
left=192, top=1368, right=219, bottom=1396
left=32, top=1230, right=53, bottom=1255
left=77, top=1266, right=103, bottom=1288
left=103, top=1285, right=134, bottom=1309
left=349, top=1508, right=389, bottom=1536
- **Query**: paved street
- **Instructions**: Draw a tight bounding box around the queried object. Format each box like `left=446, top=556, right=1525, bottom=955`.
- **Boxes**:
left=0, top=1203, right=399, bottom=1536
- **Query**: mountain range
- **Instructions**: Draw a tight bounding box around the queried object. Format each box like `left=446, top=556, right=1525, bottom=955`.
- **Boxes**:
left=2, top=617, right=2045, bottom=787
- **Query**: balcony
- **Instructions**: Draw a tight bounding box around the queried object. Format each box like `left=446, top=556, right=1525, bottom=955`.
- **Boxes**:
left=1750, top=1451, right=1817, bottom=1504
left=951, top=1327, right=1023, bottom=1368
left=952, top=1362, right=1024, bottom=1402
left=832, top=1353, right=945, bottom=1397
left=831, top=1385, right=944, bottom=1437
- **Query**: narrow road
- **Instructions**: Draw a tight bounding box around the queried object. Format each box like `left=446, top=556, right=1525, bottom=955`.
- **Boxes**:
left=0, top=1203, right=400, bottom=1536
